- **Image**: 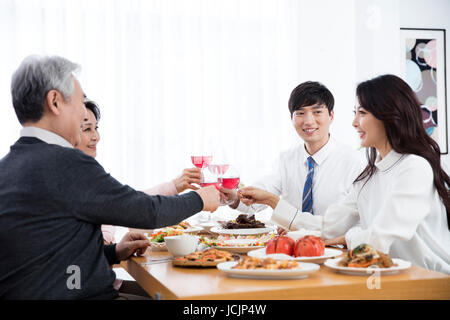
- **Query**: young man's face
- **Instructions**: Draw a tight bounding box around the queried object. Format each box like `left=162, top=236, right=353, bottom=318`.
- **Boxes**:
left=291, top=103, right=334, bottom=148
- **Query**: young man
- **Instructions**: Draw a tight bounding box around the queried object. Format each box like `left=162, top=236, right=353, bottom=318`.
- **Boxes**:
left=224, top=81, right=364, bottom=225
left=0, top=55, right=220, bottom=299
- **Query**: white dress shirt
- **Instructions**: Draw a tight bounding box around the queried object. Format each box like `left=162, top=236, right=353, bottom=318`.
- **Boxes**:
left=20, top=126, right=73, bottom=148
left=236, top=137, right=365, bottom=217
left=271, top=150, right=450, bottom=274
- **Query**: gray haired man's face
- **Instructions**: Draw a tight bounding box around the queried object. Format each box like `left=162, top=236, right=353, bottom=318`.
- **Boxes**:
left=58, top=77, right=87, bottom=147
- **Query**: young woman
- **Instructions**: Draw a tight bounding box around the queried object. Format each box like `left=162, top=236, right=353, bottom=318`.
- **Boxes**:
left=239, top=74, right=450, bottom=274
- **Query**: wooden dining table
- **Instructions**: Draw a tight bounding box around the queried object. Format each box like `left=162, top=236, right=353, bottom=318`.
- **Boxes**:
left=123, top=247, right=450, bottom=300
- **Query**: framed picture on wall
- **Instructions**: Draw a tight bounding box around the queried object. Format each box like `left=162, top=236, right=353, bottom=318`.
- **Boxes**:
left=400, top=28, right=448, bottom=154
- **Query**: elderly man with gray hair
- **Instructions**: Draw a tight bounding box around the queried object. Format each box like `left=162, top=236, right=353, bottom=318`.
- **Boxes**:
left=0, top=55, right=220, bottom=299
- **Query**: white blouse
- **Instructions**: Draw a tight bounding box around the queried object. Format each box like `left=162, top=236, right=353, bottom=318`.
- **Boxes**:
left=271, top=150, right=450, bottom=274
left=236, top=137, right=365, bottom=216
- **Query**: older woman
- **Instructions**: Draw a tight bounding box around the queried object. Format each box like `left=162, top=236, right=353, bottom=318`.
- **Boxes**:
left=78, top=99, right=202, bottom=243
left=77, top=99, right=205, bottom=297
left=239, top=74, right=450, bottom=274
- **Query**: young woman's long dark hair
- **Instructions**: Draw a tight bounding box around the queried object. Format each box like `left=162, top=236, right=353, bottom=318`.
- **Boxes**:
left=354, top=74, right=450, bottom=228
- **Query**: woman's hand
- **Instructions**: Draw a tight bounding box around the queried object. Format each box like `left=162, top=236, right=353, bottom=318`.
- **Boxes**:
left=277, top=226, right=288, bottom=236
left=323, top=235, right=347, bottom=248
left=220, top=187, right=240, bottom=208
left=238, top=186, right=280, bottom=209
left=173, top=167, right=201, bottom=193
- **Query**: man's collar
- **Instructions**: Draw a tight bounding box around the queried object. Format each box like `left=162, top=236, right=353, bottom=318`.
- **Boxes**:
left=302, top=136, right=336, bottom=166
left=20, top=126, right=73, bottom=148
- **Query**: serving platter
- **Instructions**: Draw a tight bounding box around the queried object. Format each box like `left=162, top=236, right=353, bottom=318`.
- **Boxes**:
left=200, top=235, right=271, bottom=253
left=172, top=248, right=239, bottom=267
left=217, top=261, right=320, bottom=279
left=248, top=247, right=343, bottom=264
left=324, top=258, right=411, bottom=275
left=207, top=245, right=262, bottom=254
left=173, top=259, right=227, bottom=267
left=210, top=226, right=275, bottom=235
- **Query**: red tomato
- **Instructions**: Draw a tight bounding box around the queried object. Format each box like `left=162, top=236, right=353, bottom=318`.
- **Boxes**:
left=265, top=238, right=277, bottom=254
left=265, top=236, right=295, bottom=256
left=309, top=236, right=325, bottom=253
left=294, top=236, right=325, bottom=257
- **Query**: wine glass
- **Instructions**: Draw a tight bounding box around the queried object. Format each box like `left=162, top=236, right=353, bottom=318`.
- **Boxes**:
left=199, top=165, right=222, bottom=221
left=199, top=165, right=222, bottom=190
left=191, top=140, right=213, bottom=169
left=191, top=155, right=213, bottom=169
left=219, top=165, right=240, bottom=206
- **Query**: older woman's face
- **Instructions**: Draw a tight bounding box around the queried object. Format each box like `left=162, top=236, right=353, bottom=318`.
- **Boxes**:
left=78, top=108, right=100, bottom=158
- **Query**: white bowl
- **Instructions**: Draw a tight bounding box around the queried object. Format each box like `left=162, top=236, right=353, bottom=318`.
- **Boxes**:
left=164, top=235, right=199, bottom=256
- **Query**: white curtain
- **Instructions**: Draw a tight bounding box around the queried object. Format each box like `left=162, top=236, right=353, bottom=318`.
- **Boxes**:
left=0, top=0, right=366, bottom=191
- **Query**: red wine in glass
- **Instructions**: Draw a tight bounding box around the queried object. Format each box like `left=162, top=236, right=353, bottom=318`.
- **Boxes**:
left=221, top=177, right=240, bottom=189
left=191, top=156, right=213, bottom=168
left=199, top=182, right=222, bottom=190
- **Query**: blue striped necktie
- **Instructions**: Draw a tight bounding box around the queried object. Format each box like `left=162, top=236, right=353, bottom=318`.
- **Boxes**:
left=302, top=156, right=315, bottom=214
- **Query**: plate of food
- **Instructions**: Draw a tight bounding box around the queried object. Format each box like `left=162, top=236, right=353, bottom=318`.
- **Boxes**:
left=210, top=227, right=274, bottom=236
left=148, top=227, right=185, bottom=251
left=172, top=248, right=239, bottom=267
left=323, top=243, right=411, bottom=275
left=211, top=214, right=275, bottom=235
left=217, top=256, right=320, bottom=279
left=200, top=234, right=274, bottom=253
left=248, top=247, right=342, bottom=264
left=168, top=221, right=204, bottom=234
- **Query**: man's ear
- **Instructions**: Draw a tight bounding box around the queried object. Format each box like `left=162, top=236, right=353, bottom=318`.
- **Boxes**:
left=45, top=90, right=62, bottom=116
left=329, top=109, right=334, bottom=122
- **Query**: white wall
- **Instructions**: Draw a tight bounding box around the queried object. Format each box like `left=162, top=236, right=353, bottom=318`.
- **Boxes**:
left=399, top=0, right=450, bottom=171
left=355, top=0, right=401, bottom=80
left=1, top=0, right=448, bottom=187
left=348, top=0, right=401, bottom=154
left=348, top=0, right=450, bottom=172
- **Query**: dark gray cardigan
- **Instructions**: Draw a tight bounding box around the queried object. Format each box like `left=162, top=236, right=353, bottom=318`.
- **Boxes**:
left=0, top=137, right=203, bottom=299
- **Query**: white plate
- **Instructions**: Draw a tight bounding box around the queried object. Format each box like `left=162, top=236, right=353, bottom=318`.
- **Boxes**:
left=248, top=248, right=343, bottom=264
left=210, top=226, right=274, bottom=235
left=201, top=237, right=271, bottom=253
left=217, top=261, right=320, bottom=279
left=324, top=258, right=411, bottom=275
left=182, top=226, right=204, bottom=234
left=206, top=246, right=263, bottom=254
left=223, top=239, right=260, bottom=245
left=198, top=222, right=220, bottom=232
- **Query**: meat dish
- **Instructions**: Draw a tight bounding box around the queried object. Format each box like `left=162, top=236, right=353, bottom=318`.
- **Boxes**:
left=221, top=214, right=266, bottom=229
